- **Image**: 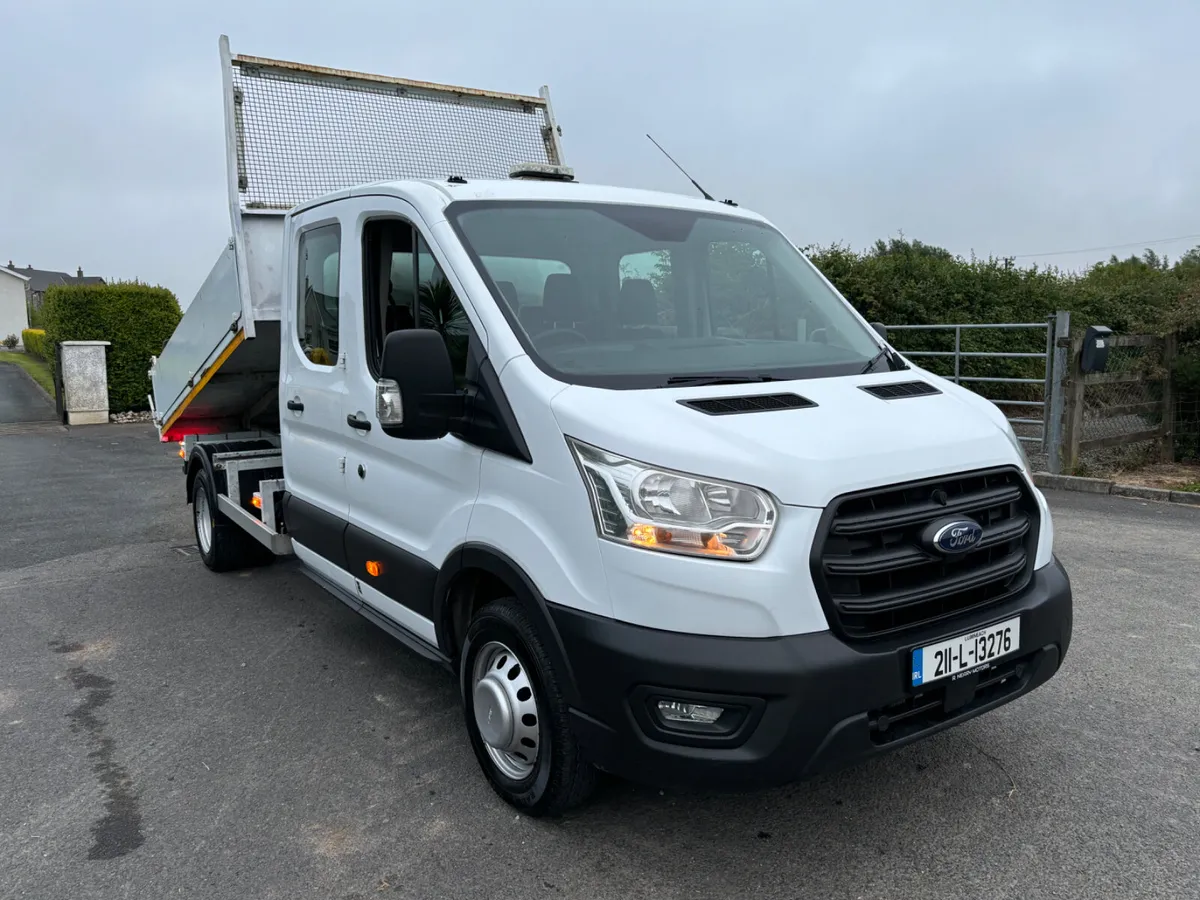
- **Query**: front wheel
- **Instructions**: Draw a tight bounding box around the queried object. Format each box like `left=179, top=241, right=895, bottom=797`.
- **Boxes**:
left=461, top=598, right=596, bottom=816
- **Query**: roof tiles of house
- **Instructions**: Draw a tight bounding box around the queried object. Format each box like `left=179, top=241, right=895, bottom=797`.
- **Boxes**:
left=4, top=262, right=105, bottom=293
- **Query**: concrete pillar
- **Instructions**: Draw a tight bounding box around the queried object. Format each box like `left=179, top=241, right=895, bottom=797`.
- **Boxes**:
left=60, top=340, right=111, bottom=425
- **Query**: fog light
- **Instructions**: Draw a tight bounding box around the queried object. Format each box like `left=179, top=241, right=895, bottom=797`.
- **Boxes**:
left=656, top=699, right=724, bottom=725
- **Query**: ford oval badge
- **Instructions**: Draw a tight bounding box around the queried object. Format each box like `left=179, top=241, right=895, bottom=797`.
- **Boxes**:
left=926, top=518, right=983, bottom=555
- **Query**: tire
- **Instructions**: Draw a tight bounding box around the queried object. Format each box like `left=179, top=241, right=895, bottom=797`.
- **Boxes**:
left=461, top=597, right=596, bottom=817
left=192, top=469, right=271, bottom=572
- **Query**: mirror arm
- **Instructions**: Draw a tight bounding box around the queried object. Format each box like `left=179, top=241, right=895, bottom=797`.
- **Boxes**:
left=419, top=391, right=468, bottom=420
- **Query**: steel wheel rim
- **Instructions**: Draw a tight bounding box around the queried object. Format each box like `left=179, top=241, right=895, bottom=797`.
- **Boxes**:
left=195, top=490, right=213, bottom=554
left=471, top=641, right=540, bottom=781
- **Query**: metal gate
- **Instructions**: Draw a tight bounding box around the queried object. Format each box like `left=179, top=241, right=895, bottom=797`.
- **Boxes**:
left=885, top=311, right=1071, bottom=472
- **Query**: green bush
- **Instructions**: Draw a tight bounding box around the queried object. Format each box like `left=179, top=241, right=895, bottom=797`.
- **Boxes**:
left=21, top=328, right=48, bottom=359
left=2, top=334, right=16, bottom=349
left=42, top=282, right=181, bottom=412
left=802, top=239, right=1200, bottom=459
left=806, top=239, right=1200, bottom=341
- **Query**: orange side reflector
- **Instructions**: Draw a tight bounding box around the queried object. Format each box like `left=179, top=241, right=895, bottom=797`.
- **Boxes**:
left=251, top=493, right=263, bottom=509
left=178, top=441, right=186, bottom=459
left=365, top=560, right=384, bottom=577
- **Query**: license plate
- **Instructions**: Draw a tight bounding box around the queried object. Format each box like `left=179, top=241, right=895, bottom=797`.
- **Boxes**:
left=911, top=616, right=1020, bottom=687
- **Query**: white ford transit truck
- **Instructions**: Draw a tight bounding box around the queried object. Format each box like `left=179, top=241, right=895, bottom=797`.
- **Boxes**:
left=150, top=38, right=1072, bottom=816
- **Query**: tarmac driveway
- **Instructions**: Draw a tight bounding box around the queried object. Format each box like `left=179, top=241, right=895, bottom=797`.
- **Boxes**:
left=0, top=425, right=1197, bottom=900
left=0, top=361, right=56, bottom=426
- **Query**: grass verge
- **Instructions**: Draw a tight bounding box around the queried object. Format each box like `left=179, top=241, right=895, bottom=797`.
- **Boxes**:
left=0, top=351, right=55, bottom=399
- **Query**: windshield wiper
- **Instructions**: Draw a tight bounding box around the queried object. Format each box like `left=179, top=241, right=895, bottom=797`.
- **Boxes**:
left=860, top=345, right=907, bottom=374
left=664, top=374, right=783, bottom=387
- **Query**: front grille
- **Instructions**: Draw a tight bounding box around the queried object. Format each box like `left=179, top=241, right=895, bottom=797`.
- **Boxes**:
left=812, top=468, right=1039, bottom=640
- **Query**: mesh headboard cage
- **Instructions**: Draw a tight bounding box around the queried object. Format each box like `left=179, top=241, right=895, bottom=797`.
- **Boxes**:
left=224, top=46, right=564, bottom=212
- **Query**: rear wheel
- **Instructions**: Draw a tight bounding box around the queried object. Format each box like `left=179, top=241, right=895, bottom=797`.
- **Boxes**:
left=461, top=598, right=596, bottom=816
left=192, top=469, right=270, bottom=572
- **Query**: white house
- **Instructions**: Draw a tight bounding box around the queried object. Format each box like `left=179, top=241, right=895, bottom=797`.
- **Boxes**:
left=0, top=266, right=30, bottom=344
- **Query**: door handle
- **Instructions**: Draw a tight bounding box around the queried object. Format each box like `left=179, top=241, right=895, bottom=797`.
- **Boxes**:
left=346, top=413, right=372, bottom=432
left=286, top=399, right=304, bottom=412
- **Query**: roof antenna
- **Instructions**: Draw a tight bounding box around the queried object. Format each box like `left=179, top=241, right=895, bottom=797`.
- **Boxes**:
left=646, top=134, right=715, bottom=202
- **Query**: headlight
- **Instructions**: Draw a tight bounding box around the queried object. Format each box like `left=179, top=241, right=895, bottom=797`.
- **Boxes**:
left=1002, top=420, right=1034, bottom=477
left=567, top=438, right=777, bottom=560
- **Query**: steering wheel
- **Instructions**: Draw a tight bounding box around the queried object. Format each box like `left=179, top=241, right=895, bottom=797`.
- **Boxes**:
left=534, top=327, right=588, bottom=350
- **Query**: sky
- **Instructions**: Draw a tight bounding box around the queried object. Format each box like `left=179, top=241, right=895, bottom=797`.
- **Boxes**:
left=2, top=0, right=1198, bottom=306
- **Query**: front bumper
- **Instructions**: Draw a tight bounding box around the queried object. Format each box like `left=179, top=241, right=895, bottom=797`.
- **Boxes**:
left=548, top=557, right=1072, bottom=790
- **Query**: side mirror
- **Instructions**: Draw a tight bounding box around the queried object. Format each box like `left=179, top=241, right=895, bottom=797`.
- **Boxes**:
left=870, top=322, right=888, bottom=340
left=377, top=329, right=464, bottom=440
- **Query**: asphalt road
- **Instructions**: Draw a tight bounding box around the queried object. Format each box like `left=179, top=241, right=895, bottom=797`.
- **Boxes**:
left=1, top=425, right=1197, bottom=900
left=0, top=361, right=56, bottom=425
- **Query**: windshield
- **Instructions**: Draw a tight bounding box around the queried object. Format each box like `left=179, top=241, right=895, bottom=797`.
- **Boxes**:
left=447, top=201, right=884, bottom=388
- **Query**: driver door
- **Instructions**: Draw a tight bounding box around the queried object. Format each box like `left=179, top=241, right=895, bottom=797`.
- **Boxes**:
left=343, top=203, right=483, bottom=646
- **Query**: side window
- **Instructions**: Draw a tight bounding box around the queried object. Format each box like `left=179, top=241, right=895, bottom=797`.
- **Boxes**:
left=416, top=234, right=469, bottom=382
left=386, top=226, right=417, bottom=337
left=297, top=224, right=341, bottom=367
left=707, top=241, right=777, bottom=339
left=618, top=250, right=674, bottom=329
left=362, top=219, right=469, bottom=384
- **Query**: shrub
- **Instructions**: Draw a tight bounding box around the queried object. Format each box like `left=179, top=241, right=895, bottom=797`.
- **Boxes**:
left=2, top=334, right=16, bottom=349
left=42, top=281, right=181, bottom=412
left=802, top=239, right=1200, bottom=459
left=21, top=328, right=48, bottom=359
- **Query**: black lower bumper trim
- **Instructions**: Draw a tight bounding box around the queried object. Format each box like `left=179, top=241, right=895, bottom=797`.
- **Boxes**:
left=548, top=557, right=1072, bottom=790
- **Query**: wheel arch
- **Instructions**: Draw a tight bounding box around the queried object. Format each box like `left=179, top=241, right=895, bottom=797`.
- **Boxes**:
left=185, top=437, right=276, bottom=504
left=435, top=543, right=581, bottom=708
left=186, top=446, right=216, bottom=504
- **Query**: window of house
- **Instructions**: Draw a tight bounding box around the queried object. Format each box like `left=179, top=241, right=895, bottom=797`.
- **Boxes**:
left=297, top=224, right=341, bottom=367
left=363, top=219, right=469, bottom=382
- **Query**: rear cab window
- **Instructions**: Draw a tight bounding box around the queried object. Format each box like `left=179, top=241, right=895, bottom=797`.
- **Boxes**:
left=296, top=224, right=341, bottom=367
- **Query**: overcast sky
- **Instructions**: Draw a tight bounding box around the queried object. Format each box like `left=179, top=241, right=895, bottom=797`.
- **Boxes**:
left=2, top=0, right=1198, bottom=305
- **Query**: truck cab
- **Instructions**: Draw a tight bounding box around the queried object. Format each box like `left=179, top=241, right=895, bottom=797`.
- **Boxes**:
left=152, top=40, right=1071, bottom=816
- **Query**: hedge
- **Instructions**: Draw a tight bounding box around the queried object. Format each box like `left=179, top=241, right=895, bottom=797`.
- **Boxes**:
left=42, top=282, right=181, bottom=413
left=803, top=239, right=1200, bottom=459
left=21, top=328, right=48, bottom=360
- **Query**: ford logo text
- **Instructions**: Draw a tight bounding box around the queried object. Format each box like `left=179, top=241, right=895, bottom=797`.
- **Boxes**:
left=930, top=519, right=983, bottom=555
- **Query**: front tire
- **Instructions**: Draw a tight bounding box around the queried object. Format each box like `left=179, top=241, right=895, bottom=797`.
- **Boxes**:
left=461, top=598, right=596, bottom=816
left=192, top=469, right=269, bottom=572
